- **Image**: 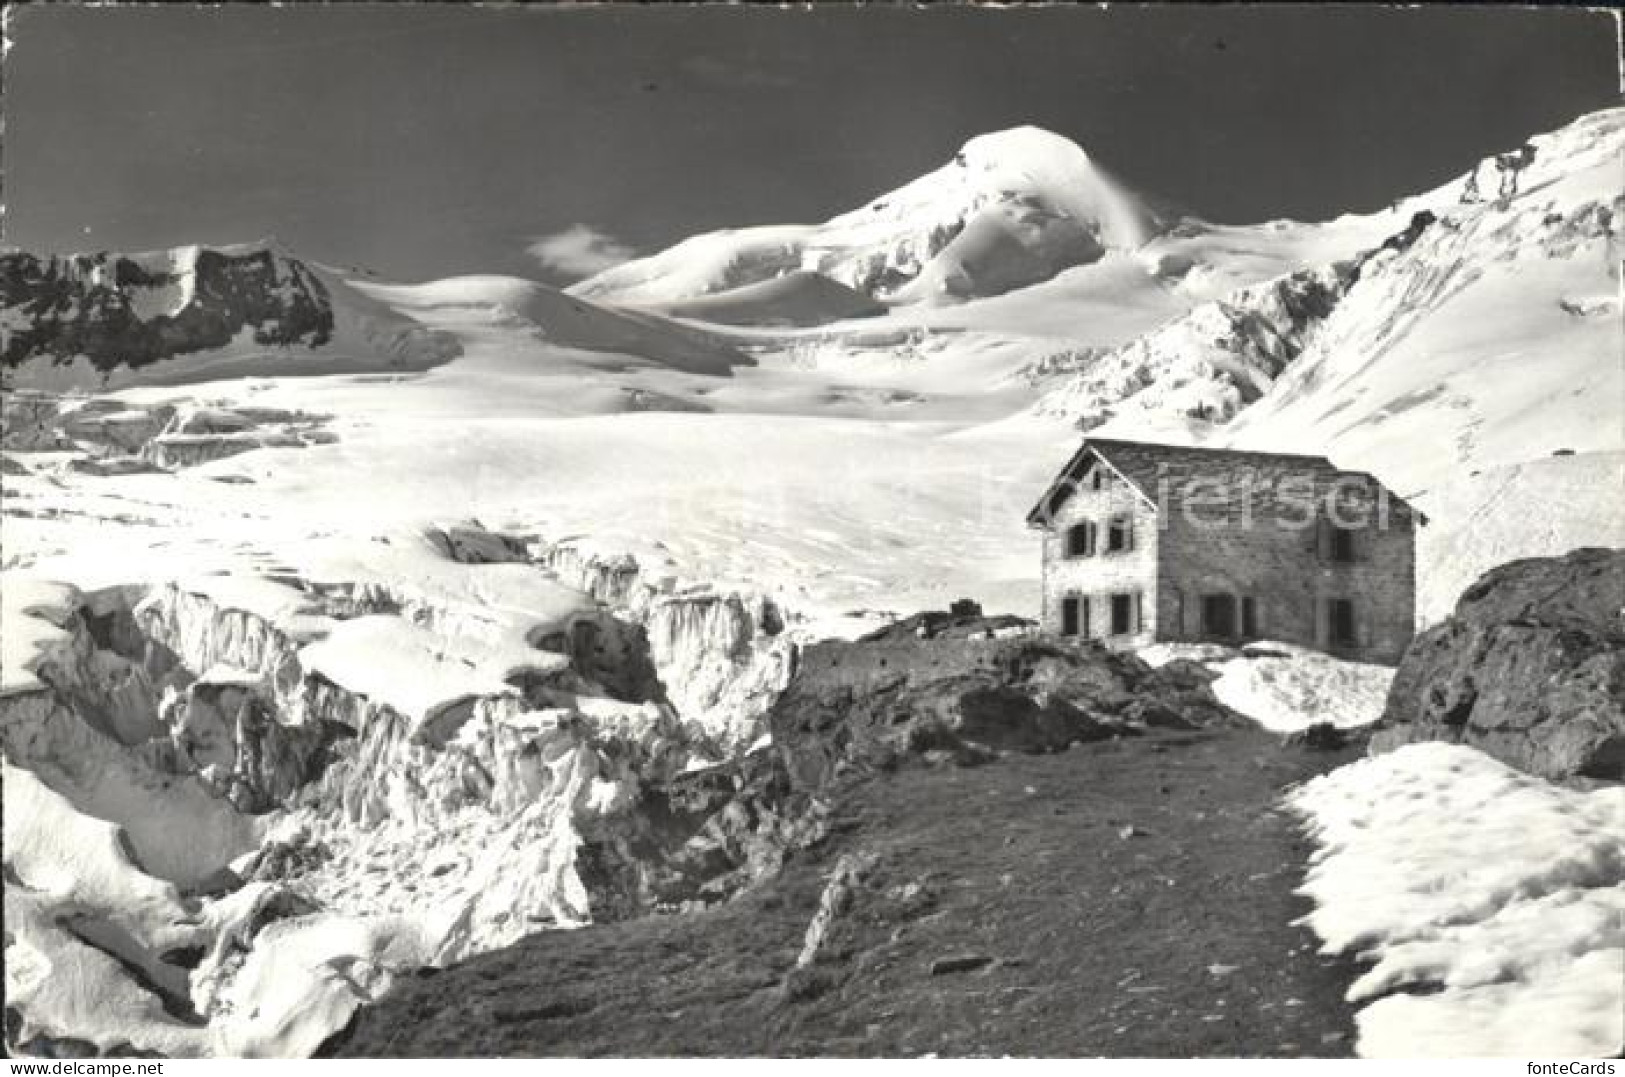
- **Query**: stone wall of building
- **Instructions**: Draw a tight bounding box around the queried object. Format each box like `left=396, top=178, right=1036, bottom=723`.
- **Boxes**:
left=1155, top=491, right=1416, bottom=664
left=1034, top=446, right=1418, bottom=664
left=1037, top=463, right=1159, bottom=646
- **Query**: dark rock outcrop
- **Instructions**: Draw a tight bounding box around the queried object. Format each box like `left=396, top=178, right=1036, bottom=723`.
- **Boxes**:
left=769, top=635, right=1250, bottom=793
left=1372, top=547, right=1625, bottom=781
left=0, top=244, right=461, bottom=387
left=1283, top=722, right=1371, bottom=754
left=2, top=248, right=333, bottom=371
left=857, top=600, right=1034, bottom=643
left=574, top=629, right=1252, bottom=923
left=576, top=750, right=825, bottom=922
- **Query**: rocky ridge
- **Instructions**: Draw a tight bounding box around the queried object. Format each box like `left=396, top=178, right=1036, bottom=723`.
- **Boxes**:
left=1028, top=211, right=1440, bottom=432
left=0, top=243, right=461, bottom=388
left=2, top=246, right=335, bottom=370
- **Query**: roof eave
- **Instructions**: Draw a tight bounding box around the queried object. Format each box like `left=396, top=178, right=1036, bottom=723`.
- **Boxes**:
left=1025, top=440, right=1159, bottom=527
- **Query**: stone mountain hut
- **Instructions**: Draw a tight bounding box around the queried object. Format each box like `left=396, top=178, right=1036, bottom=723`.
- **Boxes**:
left=1026, top=439, right=1421, bottom=664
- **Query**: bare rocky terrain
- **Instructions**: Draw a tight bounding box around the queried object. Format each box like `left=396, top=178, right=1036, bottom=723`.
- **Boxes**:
left=330, top=724, right=1364, bottom=1057
left=330, top=631, right=1369, bottom=1057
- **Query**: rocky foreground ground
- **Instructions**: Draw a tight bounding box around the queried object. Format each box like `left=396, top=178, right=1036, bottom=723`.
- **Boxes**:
left=331, top=629, right=1368, bottom=1057
left=332, top=552, right=1625, bottom=1057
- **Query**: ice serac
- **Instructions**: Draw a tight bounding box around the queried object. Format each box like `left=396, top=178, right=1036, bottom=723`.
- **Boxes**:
left=1029, top=257, right=1360, bottom=431
left=571, top=125, right=1166, bottom=309
left=1, top=391, right=340, bottom=476
left=0, top=241, right=461, bottom=389
left=123, top=573, right=681, bottom=944
left=2, top=582, right=257, bottom=1057
left=1, top=581, right=264, bottom=886
left=2, top=538, right=806, bottom=1057
left=534, top=539, right=795, bottom=751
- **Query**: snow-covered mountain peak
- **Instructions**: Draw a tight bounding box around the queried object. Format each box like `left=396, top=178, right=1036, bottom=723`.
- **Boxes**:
left=572, top=124, right=1161, bottom=309
left=831, top=124, right=1159, bottom=254
left=959, top=123, right=1095, bottom=165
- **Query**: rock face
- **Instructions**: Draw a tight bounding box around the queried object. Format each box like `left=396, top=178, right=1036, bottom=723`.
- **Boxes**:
left=0, top=243, right=461, bottom=389
left=1372, top=548, right=1625, bottom=781
left=576, top=749, right=823, bottom=922
left=2, top=247, right=334, bottom=371
left=1029, top=212, right=1441, bottom=433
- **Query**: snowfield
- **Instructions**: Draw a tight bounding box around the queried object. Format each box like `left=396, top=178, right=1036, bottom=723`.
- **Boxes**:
left=1289, top=743, right=1624, bottom=1058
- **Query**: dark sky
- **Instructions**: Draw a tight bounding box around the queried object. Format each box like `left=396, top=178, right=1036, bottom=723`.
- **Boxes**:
left=3, top=4, right=1618, bottom=283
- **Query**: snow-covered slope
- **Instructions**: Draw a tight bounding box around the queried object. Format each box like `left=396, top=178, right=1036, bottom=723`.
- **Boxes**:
left=651, top=271, right=885, bottom=328
left=572, top=126, right=1167, bottom=309
left=353, top=275, right=754, bottom=377
left=0, top=241, right=463, bottom=391
left=1217, top=108, right=1624, bottom=498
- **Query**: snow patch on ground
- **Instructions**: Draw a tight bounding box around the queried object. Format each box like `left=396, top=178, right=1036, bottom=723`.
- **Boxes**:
left=1136, top=641, right=1239, bottom=669
left=1210, top=643, right=1392, bottom=733
left=1289, top=743, right=1625, bottom=1058
left=1137, top=640, right=1393, bottom=733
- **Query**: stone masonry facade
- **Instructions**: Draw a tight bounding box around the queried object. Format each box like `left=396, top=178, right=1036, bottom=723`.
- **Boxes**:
left=1032, top=440, right=1418, bottom=665
left=1039, top=463, right=1160, bottom=650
